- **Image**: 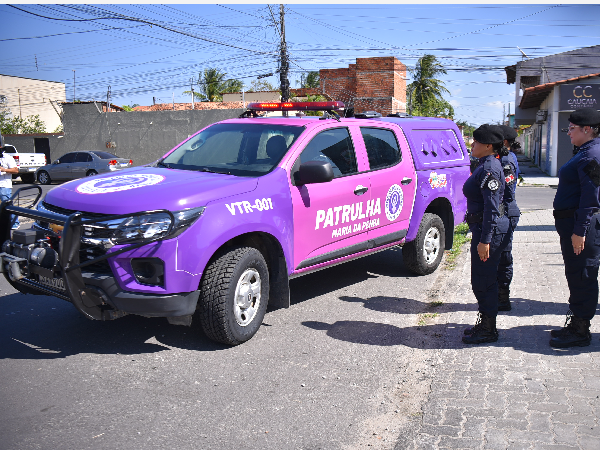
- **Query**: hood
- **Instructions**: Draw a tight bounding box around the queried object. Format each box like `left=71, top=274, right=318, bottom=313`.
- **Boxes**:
left=44, top=166, right=258, bottom=214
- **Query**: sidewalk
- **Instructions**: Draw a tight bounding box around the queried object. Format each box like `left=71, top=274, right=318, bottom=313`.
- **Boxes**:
left=517, top=156, right=560, bottom=187
left=395, top=209, right=600, bottom=449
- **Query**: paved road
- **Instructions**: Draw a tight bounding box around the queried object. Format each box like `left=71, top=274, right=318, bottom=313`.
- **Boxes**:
left=516, top=186, right=556, bottom=212
left=1, top=242, right=446, bottom=450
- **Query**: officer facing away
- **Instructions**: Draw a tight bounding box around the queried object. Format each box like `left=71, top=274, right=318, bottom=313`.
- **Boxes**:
left=552, top=107, right=600, bottom=348
left=0, top=134, right=21, bottom=230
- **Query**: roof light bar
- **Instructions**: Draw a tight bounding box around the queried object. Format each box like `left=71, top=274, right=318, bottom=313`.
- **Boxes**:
left=247, top=101, right=345, bottom=112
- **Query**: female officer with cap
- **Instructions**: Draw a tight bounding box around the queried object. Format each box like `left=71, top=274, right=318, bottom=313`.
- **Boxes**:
left=551, top=107, right=600, bottom=348
left=496, top=125, right=521, bottom=311
left=462, top=124, right=510, bottom=344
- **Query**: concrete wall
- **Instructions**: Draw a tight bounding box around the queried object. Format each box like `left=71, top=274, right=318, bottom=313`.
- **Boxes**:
left=56, top=103, right=244, bottom=166
left=0, top=75, right=66, bottom=132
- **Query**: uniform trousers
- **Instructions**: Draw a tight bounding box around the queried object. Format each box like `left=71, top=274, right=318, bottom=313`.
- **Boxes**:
left=497, top=215, right=520, bottom=289
left=469, top=216, right=510, bottom=318
left=555, top=215, right=600, bottom=320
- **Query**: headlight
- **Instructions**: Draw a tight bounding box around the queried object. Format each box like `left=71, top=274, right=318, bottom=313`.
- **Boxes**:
left=82, top=206, right=205, bottom=247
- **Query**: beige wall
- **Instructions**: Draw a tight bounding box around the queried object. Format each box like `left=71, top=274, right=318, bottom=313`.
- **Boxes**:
left=222, top=91, right=280, bottom=104
left=0, top=75, right=66, bottom=132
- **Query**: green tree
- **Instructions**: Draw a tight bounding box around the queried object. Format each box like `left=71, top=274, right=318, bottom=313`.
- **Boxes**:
left=122, top=103, right=140, bottom=112
left=295, top=94, right=327, bottom=116
left=455, top=120, right=475, bottom=137
left=407, top=54, right=452, bottom=118
left=247, top=79, right=277, bottom=93
left=183, top=68, right=244, bottom=102
left=0, top=112, right=47, bottom=134
left=299, top=71, right=319, bottom=89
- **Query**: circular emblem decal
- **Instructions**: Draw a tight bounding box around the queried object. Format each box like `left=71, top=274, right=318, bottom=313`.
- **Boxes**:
left=385, top=184, right=404, bottom=221
left=76, top=174, right=165, bottom=194
left=487, top=178, right=499, bottom=191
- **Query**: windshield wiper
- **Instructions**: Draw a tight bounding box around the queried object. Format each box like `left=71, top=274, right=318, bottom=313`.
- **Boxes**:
left=156, top=160, right=172, bottom=168
left=199, top=167, right=231, bottom=175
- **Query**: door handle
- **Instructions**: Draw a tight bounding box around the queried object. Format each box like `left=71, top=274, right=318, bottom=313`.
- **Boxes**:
left=401, top=177, right=412, bottom=185
left=354, top=185, right=368, bottom=196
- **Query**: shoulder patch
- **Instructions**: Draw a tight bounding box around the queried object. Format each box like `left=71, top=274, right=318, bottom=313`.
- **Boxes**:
left=583, top=159, right=600, bottom=187
left=480, top=172, right=491, bottom=189
left=503, top=164, right=516, bottom=185
left=487, top=177, right=500, bottom=191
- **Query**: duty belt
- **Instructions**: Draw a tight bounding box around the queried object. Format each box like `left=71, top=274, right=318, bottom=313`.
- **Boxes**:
left=466, top=204, right=505, bottom=224
left=553, top=208, right=600, bottom=219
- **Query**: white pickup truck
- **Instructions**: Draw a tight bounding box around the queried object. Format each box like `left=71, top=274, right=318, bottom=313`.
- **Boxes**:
left=1, top=144, right=47, bottom=184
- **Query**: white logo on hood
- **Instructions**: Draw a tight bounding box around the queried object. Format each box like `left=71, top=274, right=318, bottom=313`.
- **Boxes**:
left=76, top=174, right=165, bottom=194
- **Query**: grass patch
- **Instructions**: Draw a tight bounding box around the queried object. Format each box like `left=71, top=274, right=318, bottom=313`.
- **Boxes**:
left=417, top=312, right=439, bottom=326
left=429, top=300, right=443, bottom=307
left=444, top=222, right=471, bottom=269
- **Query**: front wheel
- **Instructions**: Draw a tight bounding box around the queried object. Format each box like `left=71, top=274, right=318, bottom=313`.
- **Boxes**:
left=198, top=246, right=269, bottom=345
left=403, top=213, right=446, bottom=275
left=37, top=171, right=51, bottom=185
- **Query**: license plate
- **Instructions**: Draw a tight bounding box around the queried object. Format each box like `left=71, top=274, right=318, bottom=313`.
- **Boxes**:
left=28, top=168, right=36, bottom=171
left=38, top=275, right=66, bottom=291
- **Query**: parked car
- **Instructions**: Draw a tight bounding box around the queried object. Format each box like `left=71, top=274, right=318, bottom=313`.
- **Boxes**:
left=1, top=144, right=47, bottom=184
left=35, top=151, right=133, bottom=184
left=1, top=102, right=470, bottom=346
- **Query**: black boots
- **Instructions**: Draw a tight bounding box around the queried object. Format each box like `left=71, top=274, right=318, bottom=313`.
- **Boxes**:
left=498, top=287, right=511, bottom=311
left=549, top=314, right=592, bottom=348
left=462, top=312, right=499, bottom=344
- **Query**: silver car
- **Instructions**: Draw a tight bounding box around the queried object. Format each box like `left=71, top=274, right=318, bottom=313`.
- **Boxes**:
left=36, top=151, right=133, bottom=184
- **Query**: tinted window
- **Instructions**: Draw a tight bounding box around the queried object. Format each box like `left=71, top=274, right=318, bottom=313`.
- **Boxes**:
left=58, top=153, right=77, bottom=164
left=90, top=151, right=118, bottom=159
left=2, top=145, right=16, bottom=153
left=360, top=127, right=401, bottom=169
left=299, top=128, right=357, bottom=178
left=162, top=123, right=304, bottom=177
left=75, top=152, right=92, bottom=162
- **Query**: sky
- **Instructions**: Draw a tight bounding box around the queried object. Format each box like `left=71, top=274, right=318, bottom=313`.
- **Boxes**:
left=2, top=2, right=600, bottom=126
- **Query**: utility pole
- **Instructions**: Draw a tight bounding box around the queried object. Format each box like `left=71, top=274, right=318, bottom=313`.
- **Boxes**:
left=72, top=70, right=76, bottom=103
left=279, top=4, right=290, bottom=115
left=190, top=78, right=195, bottom=110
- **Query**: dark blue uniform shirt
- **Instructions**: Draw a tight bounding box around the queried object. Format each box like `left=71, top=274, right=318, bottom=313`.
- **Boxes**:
left=500, top=152, right=520, bottom=217
left=463, top=154, right=506, bottom=244
left=553, top=137, right=600, bottom=237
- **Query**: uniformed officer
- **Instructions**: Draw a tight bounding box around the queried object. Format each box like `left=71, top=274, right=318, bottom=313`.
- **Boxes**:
left=462, top=125, right=510, bottom=344
left=551, top=107, right=600, bottom=348
left=496, top=125, right=521, bottom=311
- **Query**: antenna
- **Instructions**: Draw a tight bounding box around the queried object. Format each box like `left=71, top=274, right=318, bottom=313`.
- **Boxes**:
left=517, top=46, right=528, bottom=60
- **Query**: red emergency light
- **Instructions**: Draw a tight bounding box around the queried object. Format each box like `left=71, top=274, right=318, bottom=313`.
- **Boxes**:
left=247, top=101, right=345, bottom=112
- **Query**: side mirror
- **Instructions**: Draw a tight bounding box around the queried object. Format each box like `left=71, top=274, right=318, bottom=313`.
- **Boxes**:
left=297, top=160, right=334, bottom=185
left=52, top=160, right=60, bottom=165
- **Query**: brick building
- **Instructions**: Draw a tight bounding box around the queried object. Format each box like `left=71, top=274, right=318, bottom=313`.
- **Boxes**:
left=318, top=56, right=407, bottom=116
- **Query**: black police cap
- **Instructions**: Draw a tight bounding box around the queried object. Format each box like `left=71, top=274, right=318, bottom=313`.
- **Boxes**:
left=499, top=125, right=518, bottom=141
left=473, top=124, right=504, bottom=145
left=569, top=108, right=600, bottom=127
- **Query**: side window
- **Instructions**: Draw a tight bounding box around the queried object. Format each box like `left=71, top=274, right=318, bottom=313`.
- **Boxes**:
left=75, top=152, right=92, bottom=163
left=360, top=127, right=401, bottom=170
left=299, top=128, right=357, bottom=178
left=59, top=153, right=77, bottom=164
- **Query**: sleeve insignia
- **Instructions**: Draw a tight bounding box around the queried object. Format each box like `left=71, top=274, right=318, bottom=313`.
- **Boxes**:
left=480, top=172, right=490, bottom=189
left=487, top=177, right=500, bottom=191
left=503, top=164, right=516, bottom=185
left=583, top=159, right=600, bottom=187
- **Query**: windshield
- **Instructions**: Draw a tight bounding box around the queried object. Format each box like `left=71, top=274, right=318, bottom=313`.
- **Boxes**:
left=161, top=123, right=305, bottom=176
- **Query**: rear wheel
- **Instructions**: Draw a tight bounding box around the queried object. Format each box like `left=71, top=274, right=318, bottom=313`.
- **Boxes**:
left=86, top=170, right=98, bottom=177
left=199, top=246, right=269, bottom=345
left=403, top=213, right=445, bottom=275
left=37, top=171, right=51, bottom=185
left=20, top=173, right=35, bottom=184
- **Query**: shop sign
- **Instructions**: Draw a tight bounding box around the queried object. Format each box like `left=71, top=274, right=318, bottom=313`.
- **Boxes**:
left=560, top=84, right=600, bottom=110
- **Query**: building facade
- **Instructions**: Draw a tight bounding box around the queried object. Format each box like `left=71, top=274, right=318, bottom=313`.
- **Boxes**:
left=0, top=74, right=66, bottom=133
left=505, top=45, right=600, bottom=175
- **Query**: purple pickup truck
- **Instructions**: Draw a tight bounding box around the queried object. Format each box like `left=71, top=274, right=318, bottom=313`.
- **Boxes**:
left=0, top=102, right=469, bottom=345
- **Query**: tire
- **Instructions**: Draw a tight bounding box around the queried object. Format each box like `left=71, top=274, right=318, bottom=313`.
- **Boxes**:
left=199, top=246, right=269, bottom=345
left=20, top=173, right=35, bottom=184
left=86, top=170, right=98, bottom=177
left=37, top=171, right=51, bottom=185
left=403, top=213, right=445, bottom=275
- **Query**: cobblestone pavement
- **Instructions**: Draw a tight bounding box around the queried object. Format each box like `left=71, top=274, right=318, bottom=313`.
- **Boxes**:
left=395, top=209, right=600, bottom=450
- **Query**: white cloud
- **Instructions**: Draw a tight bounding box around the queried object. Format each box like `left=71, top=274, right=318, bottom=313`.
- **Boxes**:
left=485, top=101, right=504, bottom=109
left=449, top=99, right=461, bottom=107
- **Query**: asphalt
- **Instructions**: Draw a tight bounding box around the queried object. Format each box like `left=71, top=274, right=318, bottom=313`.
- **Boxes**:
left=392, top=183, right=600, bottom=447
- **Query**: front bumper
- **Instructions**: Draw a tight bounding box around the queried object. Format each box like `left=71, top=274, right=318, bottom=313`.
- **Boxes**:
left=0, top=186, right=199, bottom=321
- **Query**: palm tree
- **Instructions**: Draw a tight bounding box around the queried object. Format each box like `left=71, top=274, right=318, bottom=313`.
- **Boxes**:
left=183, top=68, right=243, bottom=102
left=407, top=55, right=450, bottom=116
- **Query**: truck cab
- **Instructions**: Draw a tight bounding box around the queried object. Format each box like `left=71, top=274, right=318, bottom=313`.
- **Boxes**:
left=0, top=102, right=470, bottom=345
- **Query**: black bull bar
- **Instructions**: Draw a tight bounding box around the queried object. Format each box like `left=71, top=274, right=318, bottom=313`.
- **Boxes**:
left=0, top=185, right=175, bottom=320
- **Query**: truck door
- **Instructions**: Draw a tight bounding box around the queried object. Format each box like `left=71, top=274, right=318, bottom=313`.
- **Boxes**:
left=358, top=125, right=416, bottom=244
left=290, top=126, right=371, bottom=270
